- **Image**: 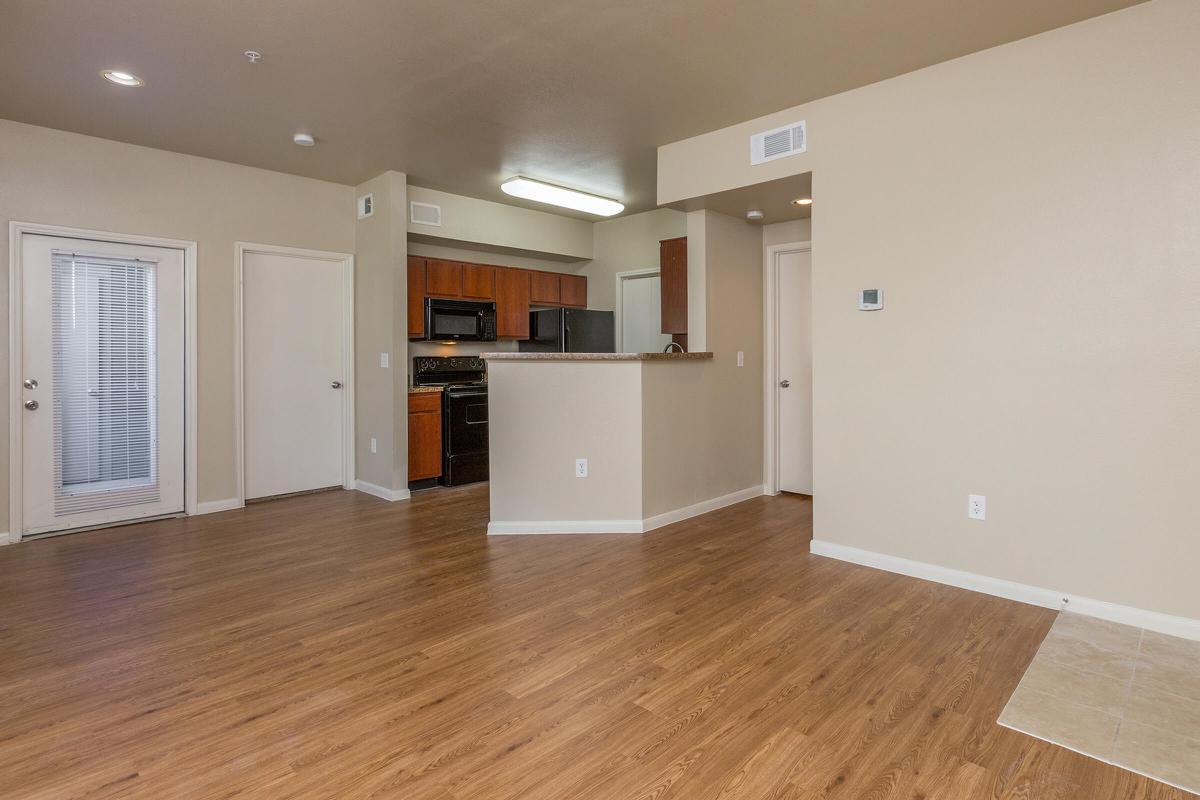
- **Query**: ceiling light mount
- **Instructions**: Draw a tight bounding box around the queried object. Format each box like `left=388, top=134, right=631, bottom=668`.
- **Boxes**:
left=293, top=132, right=315, bottom=147
left=244, top=50, right=262, bottom=63
left=792, top=197, right=813, bottom=206
left=101, top=70, right=143, bottom=87
left=500, top=177, right=623, bottom=217
left=746, top=209, right=765, bottom=222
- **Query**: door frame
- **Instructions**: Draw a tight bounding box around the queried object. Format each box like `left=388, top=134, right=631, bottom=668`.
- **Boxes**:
left=234, top=242, right=355, bottom=504
left=762, top=240, right=812, bottom=496
left=613, top=268, right=661, bottom=352
left=8, top=221, right=199, bottom=543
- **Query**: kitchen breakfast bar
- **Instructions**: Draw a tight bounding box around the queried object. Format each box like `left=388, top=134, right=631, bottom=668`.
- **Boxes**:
left=482, top=351, right=762, bottom=535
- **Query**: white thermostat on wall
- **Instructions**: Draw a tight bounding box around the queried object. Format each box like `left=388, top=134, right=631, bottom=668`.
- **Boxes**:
left=858, top=288, right=884, bottom=311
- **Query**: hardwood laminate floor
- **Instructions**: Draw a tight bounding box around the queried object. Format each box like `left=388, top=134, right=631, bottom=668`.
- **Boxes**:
left=0, top=486, right=1190, bottom=799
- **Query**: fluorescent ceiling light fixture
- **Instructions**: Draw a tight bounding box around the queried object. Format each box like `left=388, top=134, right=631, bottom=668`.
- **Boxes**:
left=101, top=70, right=143, bottom=86
left=501, top=177, right=623, bottom=217
left=791, top=197, right=813, bottom=206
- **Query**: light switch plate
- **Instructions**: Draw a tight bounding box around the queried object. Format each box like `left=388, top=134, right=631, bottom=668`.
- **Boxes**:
left=968, top=494, right=986, bottom=520
left=380, top=352, right=389, bottom=368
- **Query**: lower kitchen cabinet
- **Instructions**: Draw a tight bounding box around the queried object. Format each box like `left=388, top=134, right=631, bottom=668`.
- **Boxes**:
left=408, top=391, right=443, bottom=481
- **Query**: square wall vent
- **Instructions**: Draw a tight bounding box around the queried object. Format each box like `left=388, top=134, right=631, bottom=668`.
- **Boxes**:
left=750, top=120, right=806, bottom=165
left=357, top=193, right=374, bottom=219
left=410, top=201, right=442, bottom=226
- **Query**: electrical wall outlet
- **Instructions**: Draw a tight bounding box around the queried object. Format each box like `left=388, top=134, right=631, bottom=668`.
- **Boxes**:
left=380, top=352, right=389, bottom=368
left=968, top=494, right=986, bottom=520
left=370, top=437, right=377, bottom=454
left=575, top=458, right=588, bottom=478
left=737, top=351, right=745, bottom=367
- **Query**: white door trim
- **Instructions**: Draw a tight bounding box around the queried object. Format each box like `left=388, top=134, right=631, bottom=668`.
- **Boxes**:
left=613, top=268, right=661, bottom=352
left=234, top=242, right=355, bottom=504
left=762, top=240, right=812, bottom=496
left=8, top=221, right=199, bottom=542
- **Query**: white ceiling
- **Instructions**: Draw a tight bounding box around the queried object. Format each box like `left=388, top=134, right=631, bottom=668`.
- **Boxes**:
left=0, top=0, right=1145, bottom=217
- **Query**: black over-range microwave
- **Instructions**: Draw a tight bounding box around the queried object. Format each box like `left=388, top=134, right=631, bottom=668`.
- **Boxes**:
left=423, top=298, right=497, bottom=342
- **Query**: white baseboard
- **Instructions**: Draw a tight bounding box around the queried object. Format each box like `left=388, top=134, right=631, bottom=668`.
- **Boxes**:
left=810, top=539, right=1200, bottom=642
left=641, top=485, right=764, bottom=532
left=488, top=520, right=643, bottom=535
left=488, top=485, right=764, bottom=536
left=0, top=531, right=11, bottom=546
left=194, top=498, right=244, bottom=515
left=354, top=480, right=411, bottom=503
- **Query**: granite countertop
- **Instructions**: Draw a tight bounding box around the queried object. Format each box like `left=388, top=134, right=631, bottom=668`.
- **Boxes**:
left=408, top=386, right=445, bottom=394
left=481, top=352, right=713, bottom=362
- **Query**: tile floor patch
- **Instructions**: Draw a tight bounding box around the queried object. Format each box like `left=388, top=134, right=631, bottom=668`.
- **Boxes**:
left=998, top=613, right=1200, bottom=796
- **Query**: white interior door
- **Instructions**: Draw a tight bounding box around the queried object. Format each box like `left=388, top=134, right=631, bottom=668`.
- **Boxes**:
left=619, top=273, right=671, bottom=353
left=776, top=249, right=813, bottom=494
left=243, top=250, right=346, bottom=500
left=20, top=234, right=185, bottom=535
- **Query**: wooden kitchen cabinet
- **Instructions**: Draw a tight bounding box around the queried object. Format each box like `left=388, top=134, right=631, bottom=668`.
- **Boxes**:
left=659, top=237, right=688, bottom=335
left=495, top=268, right=531, bottom=339
left=425, top=259, right=463, bottom=297
left=407, top=256, right=427, bottom=337
left=529, top=270, right=561, bottom=305
left=407, top=257, right=585, bottom=339
left=408, top=391, right=443, bottom=481
left=461, top=263, right=496, bottom=300
left=560, top=274, right=587, bottom=308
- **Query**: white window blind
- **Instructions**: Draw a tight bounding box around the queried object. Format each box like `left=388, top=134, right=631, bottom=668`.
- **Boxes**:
left=51, top=251, right=160, bottom=516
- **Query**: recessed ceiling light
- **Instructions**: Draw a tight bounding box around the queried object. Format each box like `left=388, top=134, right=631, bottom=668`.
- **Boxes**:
left=101, top=70, right=143, bottom=87
left=500, top=177, right=623, bottom=217
left=293, top=132, right=315, bottom=147
left=792, top=197, right=813, bottom=206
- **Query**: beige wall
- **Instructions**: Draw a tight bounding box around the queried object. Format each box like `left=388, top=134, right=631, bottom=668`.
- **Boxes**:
left=583, top=209, right=686, bottom=311
left=488, top=356, right=758, bottom=526
left=0, top=119, right=355, bottom=513
left=354, top=171, right=409, bottom=491
left=488, top=361, right=643, bottom=523
left=763, top=218, right=811, bottom=247
left=646, top=210, right=766, bottom=516
left=658, top=0, right=1200, bottom=619
left=407, top=186, right=593, bottom=261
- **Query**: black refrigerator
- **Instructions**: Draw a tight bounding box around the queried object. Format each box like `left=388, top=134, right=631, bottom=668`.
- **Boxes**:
left=519, top=309, right=615, bottom=353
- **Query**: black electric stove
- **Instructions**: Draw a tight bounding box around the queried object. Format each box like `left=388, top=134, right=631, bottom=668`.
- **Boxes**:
left=412, top=356, right=488, bottom=486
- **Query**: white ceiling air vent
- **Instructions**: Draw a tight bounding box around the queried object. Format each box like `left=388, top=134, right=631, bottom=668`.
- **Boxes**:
left=410, top=201, right=442, bottom=227
left=750, top=120, right=806, bottom=166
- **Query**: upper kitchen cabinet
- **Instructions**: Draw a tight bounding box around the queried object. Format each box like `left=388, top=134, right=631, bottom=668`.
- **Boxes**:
left=407, top=256, right=427, bottom=337
left=461, top=263, right=496, bottom=300
left=407, top=256, right=586, bottom=338
left=560, top=274, right=587, bottom=308
left=495, top=268, right=531, bottom=339
left=426, top=259, right=463, bottom=297
left=659, top=237, right=687, bottom=335
left=529, top=271, right=586, bottom=308
left=529, top=270, right=561, bottom=305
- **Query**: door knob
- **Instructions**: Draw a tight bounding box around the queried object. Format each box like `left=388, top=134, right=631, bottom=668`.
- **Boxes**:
left=24, top=400, right=39, bottom=410
left=331, top=381, right=343, bottom=389
left=779, top=379, right=791, bottom=388
left=23, top=378, right=38, bottom=390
